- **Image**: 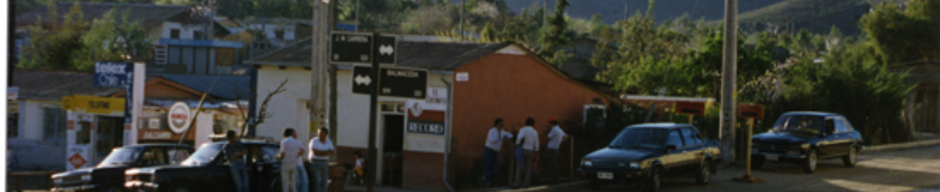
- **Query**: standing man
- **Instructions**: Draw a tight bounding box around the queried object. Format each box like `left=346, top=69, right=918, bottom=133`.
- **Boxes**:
left=480, top=118, right=512, bottom=187
left=544, top=117, right=568, bottom=184
left=224, top=130, right=249, bottom=192
left=513, top=118, right=539, bottom=189
left=308, top=127, right=335, bottom=192
left=277, top=128, right=305, bottom=192
left=294, top=130, right=309, bottom=192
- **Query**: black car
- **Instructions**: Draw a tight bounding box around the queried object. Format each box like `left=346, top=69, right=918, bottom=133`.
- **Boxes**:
left=751, top=111, right=863, bottom=173
left=124, top=140, right=284, bottom=192
left=578, top=123, right=721, bottom=191
left=51, top=144, right=194, bottom=192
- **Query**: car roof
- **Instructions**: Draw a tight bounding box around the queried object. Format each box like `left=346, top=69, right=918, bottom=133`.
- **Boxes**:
left=782, top=111, right=843, bottom=117
left=211, top=140, right=278, bottom=145
left=626, top=123, right=691, bottom=130
left=125, top=143, right=193, bottom=148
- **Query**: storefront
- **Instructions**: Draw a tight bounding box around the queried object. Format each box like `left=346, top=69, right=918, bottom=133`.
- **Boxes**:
left=62, top=95, right=126, bottom=171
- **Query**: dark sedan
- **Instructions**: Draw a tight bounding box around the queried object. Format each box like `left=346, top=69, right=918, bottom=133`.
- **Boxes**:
left=578, top=123, right=721, bottom=191
left=124, top=140, right=283, bottom=192
left=51, top=144, right=193, bottom=192
left=751, top=111, right=863, bottom=173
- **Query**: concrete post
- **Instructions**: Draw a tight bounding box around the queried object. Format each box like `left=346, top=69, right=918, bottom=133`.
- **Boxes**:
left=720, top=0, right=738, bottom=164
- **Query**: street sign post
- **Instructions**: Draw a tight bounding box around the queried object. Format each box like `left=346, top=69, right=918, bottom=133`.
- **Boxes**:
left=330, top=32, right=373, bottom=64
left=375, top=35, right=396, bottom=65
left=352, top=66, right=428, bottom=99
left=352, top=65, right=375, bottom=94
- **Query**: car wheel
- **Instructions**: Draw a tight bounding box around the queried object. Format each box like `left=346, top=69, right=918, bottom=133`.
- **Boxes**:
left=642, top=167, right=662, bottom=192
left=752, top=155, right=765, bottom=170
left=696, top=160, right=711, bottom=185
left=803, top=149, right=818, bottom=174
left=842, top=146, right=858, bottom=167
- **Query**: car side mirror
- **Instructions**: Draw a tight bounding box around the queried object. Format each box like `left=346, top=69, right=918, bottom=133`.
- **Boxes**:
left=665, top=145, right=678, bottom=152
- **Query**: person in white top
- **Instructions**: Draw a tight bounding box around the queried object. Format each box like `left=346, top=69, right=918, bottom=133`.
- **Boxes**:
left=308, top=128, right=335, bottom=192
left=292, top=131, right=309, bottom=192
left=513, top=117, right=539, bottom=188
left=277, top=128, right=305, bottom=192
left=544, top=117, right=568, bottom=183
left=480, top=118, right=513, bottom=187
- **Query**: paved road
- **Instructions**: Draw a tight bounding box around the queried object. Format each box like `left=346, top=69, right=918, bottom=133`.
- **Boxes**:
left=576, top=146, right=940, bottom=192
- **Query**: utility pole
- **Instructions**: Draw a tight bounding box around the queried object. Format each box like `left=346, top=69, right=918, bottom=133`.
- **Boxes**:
left=311, top=0, right=329, bottom=163
left=720, top=0, right=738, bottom=164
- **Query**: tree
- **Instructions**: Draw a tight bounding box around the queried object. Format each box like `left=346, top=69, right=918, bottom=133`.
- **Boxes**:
left=687, top=32, right=775, bottom=102
left=860, top=0, right=940, bottom=64
left=18, top=3, right=88, bottom=71
left=536, top=0, right=572, bottom=66
left=72, top=10, right=153, bottom=69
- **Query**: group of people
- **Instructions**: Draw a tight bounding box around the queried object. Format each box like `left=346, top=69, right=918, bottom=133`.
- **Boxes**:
left=222, top=127, right=336, bottom=192
left=480, top=117, right=568, bottom=188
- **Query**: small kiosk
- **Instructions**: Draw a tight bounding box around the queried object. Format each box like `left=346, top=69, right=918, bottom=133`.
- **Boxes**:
left=62, top=95, right=126, bottom=171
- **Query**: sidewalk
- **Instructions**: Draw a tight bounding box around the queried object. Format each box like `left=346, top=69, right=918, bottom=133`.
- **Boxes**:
left=465, top=180, right=589, bottom=192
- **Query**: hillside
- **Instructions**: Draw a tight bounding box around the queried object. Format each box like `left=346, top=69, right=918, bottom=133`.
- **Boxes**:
left=734, top=0, right=906, bottom=36
left=504, top=0, right=788, bottom=24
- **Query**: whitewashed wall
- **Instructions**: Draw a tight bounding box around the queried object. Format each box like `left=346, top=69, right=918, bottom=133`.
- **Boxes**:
left=255, top=66, right=313, bottom=145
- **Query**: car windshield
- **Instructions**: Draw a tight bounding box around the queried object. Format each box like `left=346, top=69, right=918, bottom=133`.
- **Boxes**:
left=98, top=147, right=142, bottom=167
left=609, top=128, right=667, bottom=149
left=182, top=143, right=222, bottom=166
left=772, top=115, right=824, bottom=135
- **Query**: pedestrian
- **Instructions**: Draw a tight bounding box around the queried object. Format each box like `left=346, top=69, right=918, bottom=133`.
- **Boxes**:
left=353, top=150, right=365, bottom=184
left=224, top=130, right=249, bottom=192
left=480, top=118, right=513, bottom=187
left=308, top=127, right=335, bottom=192
left=294, top=131, right=309, bottom=192
left=544, top=117, right=568, bottom=184
left=277, top=128, right=305, bottom=192
left=513, top=117, right=539, bottom=189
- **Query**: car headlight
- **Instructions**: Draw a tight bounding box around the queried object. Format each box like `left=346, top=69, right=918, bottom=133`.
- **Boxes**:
left=582, top=159, right=593, bottom=167
left=629, top=162, right=640, bottom=169
left=81, top=174, right=92, bottom=181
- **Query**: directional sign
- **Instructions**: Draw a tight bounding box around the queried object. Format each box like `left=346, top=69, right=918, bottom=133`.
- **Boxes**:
left=330, top=32, right=373, bottom=63
left=737, top=104, right=765, bottom=119
left=352, top=65, right=376, bottom=94
left=380, top=67, right=427, bottom=99
left=375, top=35, right=397, bottom=65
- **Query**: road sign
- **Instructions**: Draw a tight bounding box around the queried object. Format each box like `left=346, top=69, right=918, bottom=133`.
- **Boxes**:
left=352, top=65, right=376, bottom=94
left=737, top=104, right=765, bottom=119
left=68, top=153, right=86, bottom=169
left=379, top=67, right=427, bottom=99
left=375, top=35, right=396, bottom=65
left=675, top=101, right=707, bottom=116
left=330, top=32, right=373, bottom=63
left=352, top=66, right=427, bottom=99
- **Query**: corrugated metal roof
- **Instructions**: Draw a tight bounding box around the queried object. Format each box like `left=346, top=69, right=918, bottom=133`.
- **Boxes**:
left=12, top=70, right=123, bottom=100
left=246, top=39, right=513, bottom=70
left=157, top=74, right=251, bottom=100
left=16, top=2, right=191, bottom=29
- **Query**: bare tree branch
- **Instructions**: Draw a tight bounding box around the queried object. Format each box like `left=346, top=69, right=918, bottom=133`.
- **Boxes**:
left=249, top=79, right=289, bottom=136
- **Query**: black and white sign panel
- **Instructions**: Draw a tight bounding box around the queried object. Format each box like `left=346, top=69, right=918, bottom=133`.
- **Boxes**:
left=407, top=120, right=444, bottom=135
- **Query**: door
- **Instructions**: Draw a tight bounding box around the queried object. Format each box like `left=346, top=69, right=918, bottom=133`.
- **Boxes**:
left=381, top=114, right=404, bottom=186
left=831, top=118, right=853, bottom=155
left=95, top=117, right=125, bottom=163
left=819, top=118, right=840, bottom=157
left=680, top=128, right=707, bottom=170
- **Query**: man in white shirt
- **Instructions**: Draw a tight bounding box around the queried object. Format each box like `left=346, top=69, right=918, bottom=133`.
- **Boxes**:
left=513, top=117, right=539, bottom=188
left=277, top=128, right=305, bottom=192
left=480, top=118, right=512, bottom=187
left=308, top=128, right=335, bottom=192
left=544, top=117, right=568, bottom=183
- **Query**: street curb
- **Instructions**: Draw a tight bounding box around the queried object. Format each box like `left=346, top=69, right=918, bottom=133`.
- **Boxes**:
left=468, top=180, right=589, bottom=192
left=862, top=138, right=940, bottom=152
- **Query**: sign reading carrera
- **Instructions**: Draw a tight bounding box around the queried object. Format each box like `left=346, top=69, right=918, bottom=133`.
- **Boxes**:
left=407, top=120, right=445, bottom=135
left=167, top=101, right=191, bottom=134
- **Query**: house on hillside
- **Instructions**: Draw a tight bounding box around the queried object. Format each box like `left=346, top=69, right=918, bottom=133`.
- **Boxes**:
left=892, top=61, right=940, bottom=135
left=15, top=2, right=246, bottom=75
left=247, top=38, right=618, bottom=190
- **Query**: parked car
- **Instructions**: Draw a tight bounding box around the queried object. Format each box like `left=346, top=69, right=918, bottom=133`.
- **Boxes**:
left=578, top=123, right=721, bottom=191
left=751, top=111, right=863, bottom=173
left=50, top=144, right=194, bottom=192
left=124, top=140, right=283, bottom=192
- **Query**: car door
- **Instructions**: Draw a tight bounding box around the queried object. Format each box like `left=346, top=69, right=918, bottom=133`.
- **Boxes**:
left=248, top=144, right=282, bottom=192
left=662, top=129, right=689, bottom=175
left=202, top=145, right=236, bottom=192
left=819, top=118, right=841, bottom=157
left=831, top=117, right=854, bottom=155
left=680, top=127, right=707, bottom=170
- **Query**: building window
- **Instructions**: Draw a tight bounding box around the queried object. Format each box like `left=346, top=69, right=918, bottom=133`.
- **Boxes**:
left=194, top=31, right=205, bottom=40
left=170, top=29, right=181, bottom=39
left=8, top=114, right=18, bottom=138
left=275, top=29, right=284, bottom=40
left=43, top=107, right=66, bottom=141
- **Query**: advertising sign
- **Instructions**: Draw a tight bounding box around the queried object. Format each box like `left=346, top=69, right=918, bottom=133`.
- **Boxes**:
left=167, top=102, right=192, bottom=134
left=61, top=95, right=125, bottom=114
left=94, top=62, right=133, bottom=88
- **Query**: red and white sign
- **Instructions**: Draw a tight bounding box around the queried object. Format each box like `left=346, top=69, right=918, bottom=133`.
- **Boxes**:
left=68, top=153, right=86, bottom=169
left=168, top=101, right=192, bottom=134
